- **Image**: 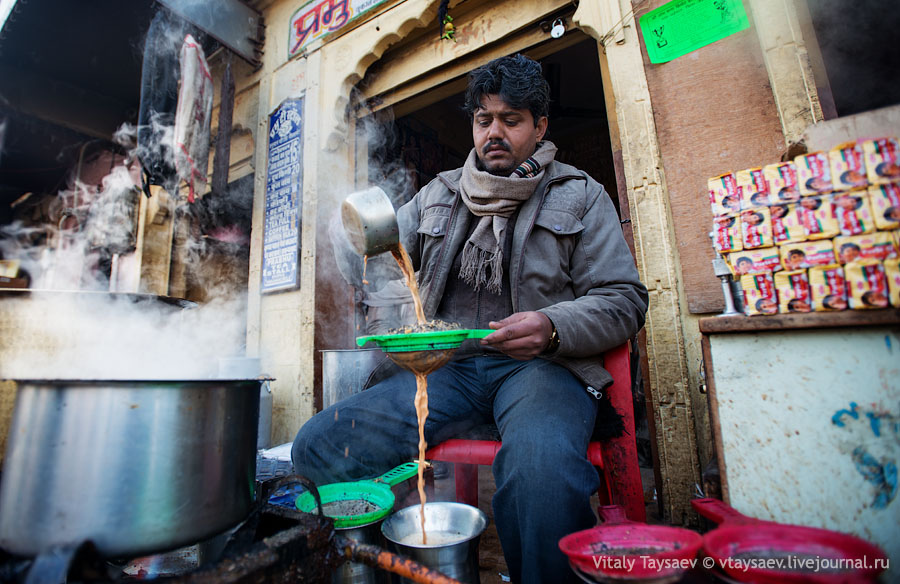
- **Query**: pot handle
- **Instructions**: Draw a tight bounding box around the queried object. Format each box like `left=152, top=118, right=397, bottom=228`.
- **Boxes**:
left=691, top=498, right=756, bottom=526
left=265, top=474, right=324, bottom=517
left=373, top=461, right=421, bottom=487
left=25, top=542, right=105, bottom=584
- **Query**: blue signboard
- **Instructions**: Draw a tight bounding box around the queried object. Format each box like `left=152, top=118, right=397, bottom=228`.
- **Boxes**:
left=262, top=98, right=304, bottom=293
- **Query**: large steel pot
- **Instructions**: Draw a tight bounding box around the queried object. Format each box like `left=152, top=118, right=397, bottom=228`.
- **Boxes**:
left=0, top=378, right=261, bottom=558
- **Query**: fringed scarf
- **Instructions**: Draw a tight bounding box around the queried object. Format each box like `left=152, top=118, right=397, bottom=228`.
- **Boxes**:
left=458, top=140, right=558, bottom=293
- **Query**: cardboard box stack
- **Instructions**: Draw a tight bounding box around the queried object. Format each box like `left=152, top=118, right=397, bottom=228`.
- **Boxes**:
left=709, top=137, right=900, bottom=315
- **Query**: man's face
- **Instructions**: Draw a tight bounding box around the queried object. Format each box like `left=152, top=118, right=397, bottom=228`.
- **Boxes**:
left=472, top=94, right=547, bottom=176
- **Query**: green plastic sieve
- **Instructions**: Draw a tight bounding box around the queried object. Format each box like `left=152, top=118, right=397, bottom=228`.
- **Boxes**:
left=356, top=329, right=493, bottom=353
left=295, top=462, right=420, bottom=528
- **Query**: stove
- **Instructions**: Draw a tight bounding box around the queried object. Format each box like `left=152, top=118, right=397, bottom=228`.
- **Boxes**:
left=0, top=482, right=341, bottom=584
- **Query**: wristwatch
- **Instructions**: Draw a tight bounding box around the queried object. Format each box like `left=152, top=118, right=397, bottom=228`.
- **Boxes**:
left=544, top=321, right=560, bottom=354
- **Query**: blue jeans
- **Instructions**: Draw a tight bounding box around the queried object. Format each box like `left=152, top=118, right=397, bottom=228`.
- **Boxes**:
left=292, top=355, right=600, bottom=584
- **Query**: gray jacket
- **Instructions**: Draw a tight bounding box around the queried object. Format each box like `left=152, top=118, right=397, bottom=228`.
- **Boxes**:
left=396, top=160, right=649, bottom=395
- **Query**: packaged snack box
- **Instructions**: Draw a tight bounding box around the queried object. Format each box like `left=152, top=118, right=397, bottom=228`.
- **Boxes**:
left=846, top=260, right=889, bottom=309
left=741, top=272, right=778, bottom=316
left=779, top=240, right=836, bottom=271
left=809, top=264, right=847, bottom=311
left=832, top=191, right=876, bottom=236
left=797, top=195, right=840, bottom=240
left=708, top=172, right=740, bottom=215
left=861, top=136, right=900, bottom=185
left=764, top=161, right=800, bottom=203
left=795, top=151, right=833, bottom=195
left=834, top=232, right=898, bottom=264
left=829, top=141, right=868, bottom=191
left=728, top=247, right=782, bottom=276
left=769, top=203, right=806, bottom=245
left=740, top=208, right=773, bottom=249
left=885, top=258, right=900, bottom=307
left=869, top=183, right=900, bottom=230
left=736, top=167, right=770, bottom=208
left=775, top=270, right=812, bottom=313
left=713, top=214, right=742, bottom=253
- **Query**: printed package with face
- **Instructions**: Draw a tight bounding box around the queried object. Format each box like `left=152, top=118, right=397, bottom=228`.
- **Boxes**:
left=845, top=259, right=889, bottom=309
left=778, top=240, right=836, bottom=271
left=860, top=136, right=900, bottom=185
left=763, top=161, right=800, bottom=203
left=809, top=264, right=847, bottom=312
left=769, top=202, right=806, bottom=245
left=829, top=141, right=869, bottom=191
left=740, top=272, right=778, bottom=316
left=833, top=232, right=898, bottom=265
left=794, top=151, right=833, bottom=196
left=775, top=269, right=812, bottom=313
left=884, top=257, right=900, bottom=307
left=868, top=183, right=900, bottom=231
left=797, top=194, right=840, bottom=240
left=740, top=207, right=773, bottom=250
left=833, top=191, right=876, bottom=237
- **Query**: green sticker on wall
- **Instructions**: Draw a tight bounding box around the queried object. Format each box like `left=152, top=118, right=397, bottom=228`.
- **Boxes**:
left=639, top=0, right=750, bottom=64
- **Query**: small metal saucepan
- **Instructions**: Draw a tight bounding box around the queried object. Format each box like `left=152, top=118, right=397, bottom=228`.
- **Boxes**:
left=341, top=186, right=399, bottom=256
left=559, top=505, right=703, bottom=584
left=692, top=498, right=887, bottom=583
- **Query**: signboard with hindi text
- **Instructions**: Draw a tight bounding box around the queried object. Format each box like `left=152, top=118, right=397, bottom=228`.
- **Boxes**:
left=289, top=0, right=389, bottom=57
left=262, top=99, right=304, bottom=293
left=639, top=0, right=750, bottom=64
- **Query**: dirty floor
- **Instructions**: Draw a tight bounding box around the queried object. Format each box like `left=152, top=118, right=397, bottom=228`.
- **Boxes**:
left=426, top=464, right=661, bottom=583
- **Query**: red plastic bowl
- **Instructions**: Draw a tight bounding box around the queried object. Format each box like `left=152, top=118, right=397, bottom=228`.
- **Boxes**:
left=559, top=506, right=703, bottom=581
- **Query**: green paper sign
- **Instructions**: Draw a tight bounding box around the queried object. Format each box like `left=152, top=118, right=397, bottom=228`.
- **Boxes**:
left=639, top=0, right=750, bottom=64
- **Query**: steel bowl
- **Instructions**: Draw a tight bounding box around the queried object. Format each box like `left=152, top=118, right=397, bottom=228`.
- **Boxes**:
left=381, top=502, right=488, bottom=584
left=0, top=378, right=261, bottom=558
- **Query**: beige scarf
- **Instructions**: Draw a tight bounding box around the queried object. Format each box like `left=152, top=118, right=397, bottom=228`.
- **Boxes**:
left=458, top=140, right=558, bottom=293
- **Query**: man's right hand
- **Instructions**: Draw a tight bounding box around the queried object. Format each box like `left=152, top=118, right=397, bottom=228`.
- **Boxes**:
left=480, top=311, right=554, bottom=360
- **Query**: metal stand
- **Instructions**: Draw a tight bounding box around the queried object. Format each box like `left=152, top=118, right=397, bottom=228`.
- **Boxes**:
left=709, top=232, right=743, bottom=317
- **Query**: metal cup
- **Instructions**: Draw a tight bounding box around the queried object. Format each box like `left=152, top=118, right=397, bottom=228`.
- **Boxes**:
left=341, top=187, right=399, bottom=256
left=381, top=502, right=488, bottom=584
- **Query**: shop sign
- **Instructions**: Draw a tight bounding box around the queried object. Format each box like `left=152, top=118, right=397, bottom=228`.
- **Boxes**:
left=289, top=0, right=389, bottom=57
left=262, top=99, right=304, bottom=293
left=639, top=0, right=749, bottom=64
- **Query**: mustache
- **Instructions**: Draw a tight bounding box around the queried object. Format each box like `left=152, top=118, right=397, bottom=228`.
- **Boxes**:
left=482, top=139, right=510, bottom=154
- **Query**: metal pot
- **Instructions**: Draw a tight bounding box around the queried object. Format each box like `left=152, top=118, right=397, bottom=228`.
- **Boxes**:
left=333, top=520, right=390, bottom=584
left=0, top=378, right=261, bottom=558
left=321, top=348, right=385, bottom=409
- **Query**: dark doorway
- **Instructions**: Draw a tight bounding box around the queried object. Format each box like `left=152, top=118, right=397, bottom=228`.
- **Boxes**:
left=366, top=36, right=620, bottom=217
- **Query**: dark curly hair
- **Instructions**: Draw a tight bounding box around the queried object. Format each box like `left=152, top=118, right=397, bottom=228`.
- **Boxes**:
left=464, top=54, right=550, bottom=127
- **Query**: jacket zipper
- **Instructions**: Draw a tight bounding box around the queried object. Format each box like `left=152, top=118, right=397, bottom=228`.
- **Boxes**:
left=512, top=173, right=583, bottom=311
left=427, top=174, right=462, bottom=318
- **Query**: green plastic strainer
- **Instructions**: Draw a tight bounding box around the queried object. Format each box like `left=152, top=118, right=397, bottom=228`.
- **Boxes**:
left=295, top=462, right=420, bottom=528
left=356, top=329, right=493, bottom=352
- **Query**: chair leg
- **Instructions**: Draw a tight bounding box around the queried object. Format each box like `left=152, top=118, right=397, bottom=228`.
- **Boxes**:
left=455, top=462, right=479, bottom=507
left=595, top=466, right=611, bottom=506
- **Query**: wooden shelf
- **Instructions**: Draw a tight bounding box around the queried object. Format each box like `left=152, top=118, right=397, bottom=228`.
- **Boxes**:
left=699, top=308, right=900, bottom=334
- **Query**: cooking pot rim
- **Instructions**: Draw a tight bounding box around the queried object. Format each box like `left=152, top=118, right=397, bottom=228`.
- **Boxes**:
left=12, top=378, right=273, bottom=383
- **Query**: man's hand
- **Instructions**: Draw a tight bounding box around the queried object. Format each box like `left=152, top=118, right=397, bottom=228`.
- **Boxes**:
left=481, top=311, right=553, bottom=360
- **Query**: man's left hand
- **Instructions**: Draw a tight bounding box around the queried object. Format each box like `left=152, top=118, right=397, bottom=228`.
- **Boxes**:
left=481, top=311, right=553, bottom=360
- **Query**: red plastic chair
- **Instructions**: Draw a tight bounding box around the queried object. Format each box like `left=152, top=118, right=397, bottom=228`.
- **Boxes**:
left=425, top=342, right=646, bottom=522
